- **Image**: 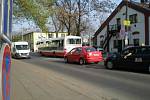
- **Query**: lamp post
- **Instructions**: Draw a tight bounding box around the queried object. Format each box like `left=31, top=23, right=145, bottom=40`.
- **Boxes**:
left=21, top=22, right=23, bottom=41
left=124, top=0, right=129, bottom=47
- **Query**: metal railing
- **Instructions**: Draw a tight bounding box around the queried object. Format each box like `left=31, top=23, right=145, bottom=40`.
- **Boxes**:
left=0, top=34, right=11, bottom=45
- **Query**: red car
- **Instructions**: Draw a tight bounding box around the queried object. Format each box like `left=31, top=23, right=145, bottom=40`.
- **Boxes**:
left=64, top=46, right=103, bottom=64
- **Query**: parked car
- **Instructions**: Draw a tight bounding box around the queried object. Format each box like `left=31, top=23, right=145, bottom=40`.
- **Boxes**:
left=11, top=41, right=31, bottom=59
left=64, top=46, right=103, bottom=65
left=104, top=46, right=150, bottom=72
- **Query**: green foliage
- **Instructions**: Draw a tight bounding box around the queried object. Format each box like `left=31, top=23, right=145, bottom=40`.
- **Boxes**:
left=12, top=34, right=22, bottom=42
left=14, top=0, right=116, bottom=35
left=14, top=0, right=56, bottom=32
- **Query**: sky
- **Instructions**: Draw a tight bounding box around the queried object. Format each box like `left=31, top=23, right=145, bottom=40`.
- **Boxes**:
left=12, top=0, right=124, bottom=34
left=114, top=0, right=122, bottom=4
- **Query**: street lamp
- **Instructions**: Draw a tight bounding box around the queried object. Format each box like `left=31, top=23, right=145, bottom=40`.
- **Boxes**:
left=21, top=22, right=23, bottom=41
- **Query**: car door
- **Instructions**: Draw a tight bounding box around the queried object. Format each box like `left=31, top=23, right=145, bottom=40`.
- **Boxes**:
left=67, top=48, right=77, bottom=62
left=120, top=48, right=136, bottom=68
left=140, top=47, right=150, bottom=67
left=71, top=47, right=82, bottom=62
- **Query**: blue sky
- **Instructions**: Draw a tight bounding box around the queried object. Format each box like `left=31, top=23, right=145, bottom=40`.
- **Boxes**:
left=12, top=0, right=124, bottom=34
left=114, top=0, right=122, bottom=4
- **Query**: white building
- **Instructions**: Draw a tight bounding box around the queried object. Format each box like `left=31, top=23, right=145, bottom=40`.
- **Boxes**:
left=23, top=32, right=68, bottom=52
left=94, top=0, right=150, bottom=52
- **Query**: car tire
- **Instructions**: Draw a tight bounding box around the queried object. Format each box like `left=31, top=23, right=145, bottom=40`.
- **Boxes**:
left=79, top=58, right=84, bottom=65
left=106, top=61, right=114, bottom=69
left=148, top=65, right=150, bottom=73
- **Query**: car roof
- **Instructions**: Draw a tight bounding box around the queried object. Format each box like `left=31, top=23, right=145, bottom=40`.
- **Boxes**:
left=82, top=46, right=94, bottom=48
left=74, top=46, right=94, bottom=49
left=124, top=46, right=150, bottom=50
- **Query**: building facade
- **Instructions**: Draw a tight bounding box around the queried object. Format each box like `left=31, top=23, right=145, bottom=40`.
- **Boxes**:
left=94, top=0, right=150, bottom=52
left=23, top=32, right=68, bottom=52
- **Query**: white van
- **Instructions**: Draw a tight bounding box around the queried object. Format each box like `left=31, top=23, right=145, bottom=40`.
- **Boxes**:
left=11, top=41, right=30, bottom=58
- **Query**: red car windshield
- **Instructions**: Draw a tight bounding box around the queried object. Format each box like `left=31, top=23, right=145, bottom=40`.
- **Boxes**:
left=85, top=47, right=96, bottom=52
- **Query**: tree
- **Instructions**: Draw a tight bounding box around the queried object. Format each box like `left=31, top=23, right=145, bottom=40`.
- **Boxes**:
left=12, top=34, right=22, bottom=42
left=53, top=0, right=116, bottom=36
left=50, top=5, right=65, bottom=37
left=13, top=0, right=116, bottom=35
left=54, top=0, right=73, bottom=35
left=13, top=0, right=56, bottom=32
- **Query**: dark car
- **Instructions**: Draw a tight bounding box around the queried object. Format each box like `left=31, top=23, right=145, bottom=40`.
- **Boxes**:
left=104, top=46, right=150, bottom=72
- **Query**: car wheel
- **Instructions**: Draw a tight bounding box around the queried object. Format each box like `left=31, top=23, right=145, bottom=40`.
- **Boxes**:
left=148, top=65, right=150, bottom=73
left=79, top=58, right=84, bottom=65
left=106, top=61, right=114, bottom=69
left=64, top=57, right=68, bottom=63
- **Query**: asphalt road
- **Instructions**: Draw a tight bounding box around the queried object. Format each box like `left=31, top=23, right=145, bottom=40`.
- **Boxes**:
left=11, top=53, right=150, bottom=100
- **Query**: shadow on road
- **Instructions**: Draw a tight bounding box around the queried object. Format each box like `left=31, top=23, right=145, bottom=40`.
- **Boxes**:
left=84, top=64, right=105, bottom=69
left=24, top=53, right=150, bottom=75
left=113, top=68, right=150, bottom=75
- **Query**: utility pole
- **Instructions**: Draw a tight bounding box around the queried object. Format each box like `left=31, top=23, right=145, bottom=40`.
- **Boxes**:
left=21, top=22, right=23, bottom=41
left=124, top=0, right=129, bottom=47
left=88, top=0, right=91, bottom=46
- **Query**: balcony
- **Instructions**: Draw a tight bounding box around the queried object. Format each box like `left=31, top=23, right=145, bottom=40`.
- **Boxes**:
left=109, top=24, right=121, bottom=36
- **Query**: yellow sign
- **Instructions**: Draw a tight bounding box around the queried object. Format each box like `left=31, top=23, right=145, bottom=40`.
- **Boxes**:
left=123, top=20, right=130, bottom=26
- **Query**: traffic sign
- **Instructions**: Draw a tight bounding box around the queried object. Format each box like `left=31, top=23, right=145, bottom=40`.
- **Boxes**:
left=123, top=20, right=130, bottom=26
left=0, top=44, right=11, bottom=100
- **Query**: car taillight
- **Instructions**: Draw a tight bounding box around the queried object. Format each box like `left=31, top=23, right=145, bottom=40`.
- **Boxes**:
left=86, top=53, right=92, bottom=57
left=88, top=53, right=92, bottom=56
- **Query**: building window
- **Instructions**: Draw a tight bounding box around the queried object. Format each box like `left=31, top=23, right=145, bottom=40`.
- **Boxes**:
left=129, top=14, right=138, bottom=24
left=132, top=31, right=140, bottom=35
left=116, top=18, right=121, bottom=25
left=116, top=18, right=121, bottom=30
left=48, top=34, right=53, bottom=38
left=61, top=34, right=65, bottom=37
left=100, top=40, right=103, bottom=47
left=133, top=39, right=139, bottom=46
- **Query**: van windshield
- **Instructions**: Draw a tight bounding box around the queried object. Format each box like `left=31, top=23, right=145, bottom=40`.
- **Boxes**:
left=16, top=45, right=29, bottom=50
